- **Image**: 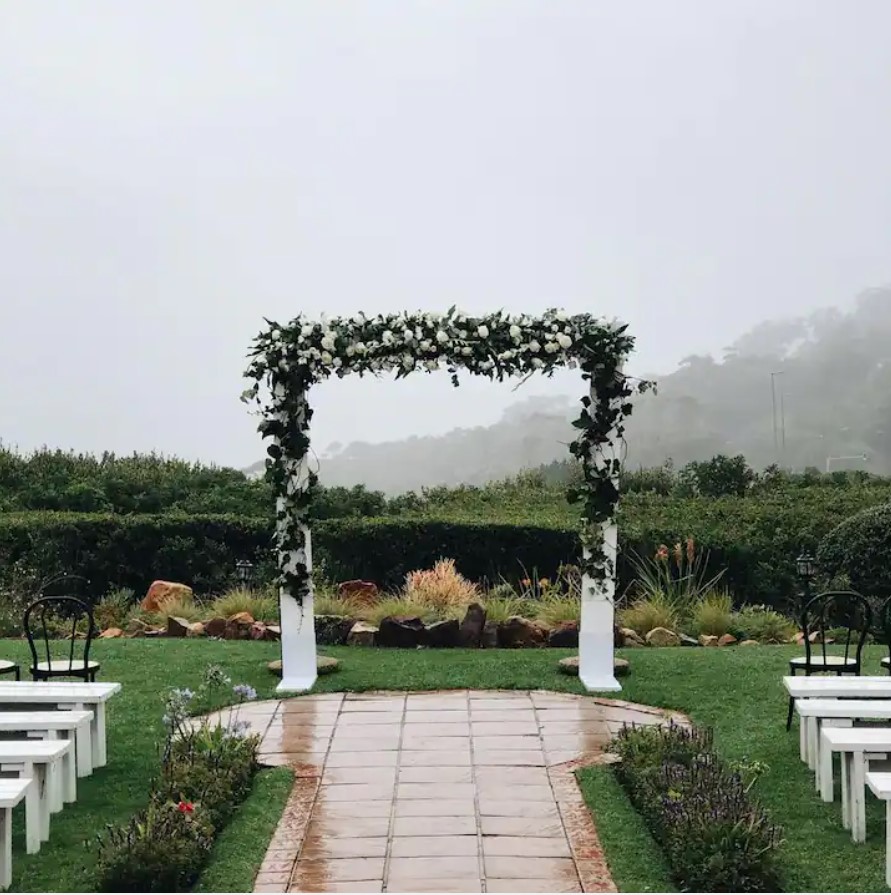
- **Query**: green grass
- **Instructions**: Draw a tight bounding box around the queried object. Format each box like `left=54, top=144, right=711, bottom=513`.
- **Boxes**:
left=6, top=639, right=891, bottom=892
left=575, top=765, right=675, bottom=892
left=195, top=767, right=293, bottom=892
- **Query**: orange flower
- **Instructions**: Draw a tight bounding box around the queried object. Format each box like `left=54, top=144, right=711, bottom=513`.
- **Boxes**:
left=538, top=578, right=550, bottom=589
left=686, top=537, right=695, bottom=564
left=655, top=545, right=669, bottom=561
left=520, top=578, right=531, bottom=588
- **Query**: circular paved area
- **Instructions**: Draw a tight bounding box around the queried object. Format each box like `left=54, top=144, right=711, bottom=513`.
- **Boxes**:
left=208, top=690, right=685, bottom=894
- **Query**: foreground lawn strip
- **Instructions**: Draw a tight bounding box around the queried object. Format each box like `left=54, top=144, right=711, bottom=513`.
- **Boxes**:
left=0, top=639, right=884, bottom=892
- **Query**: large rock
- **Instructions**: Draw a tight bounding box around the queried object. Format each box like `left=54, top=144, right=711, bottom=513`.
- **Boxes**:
left=497, top=616, right=549, bottom=648
left=187, top=622, right=205, bottom=638
left=378, top=616, right=427, bottom=648
left=141, top=581, right=193, bottom=613
left=481, top=620, right=499, bottom=649
left=250, top=622, right=268, bottom=641
left=315, top=615, right=356, bottom=646
left=165, top=616, right=191, bottom=638
left=718, top=633, right=738, bottom=646
left=548, top=622, right=579, bottom=648
left=645, top=627, right=681, bottom=647
left=225, top=612, right=254, bottom=640
left=264, top=624, right=281, bottom=642
left=337, top=580, right=379, bottom=603
left=205, top=617, right=227, bottom=638
left=740, top=639, right=759, bottom=646
left=99, top=627, right=123, bottom=639
left=558, top=655, right=630, bottom=677
left=459, top=603, right=487, bottom=648
left=347, top=621, right=378, bottom=647
left=619, top=628, right=645, bottom=648
left=425, top=619, right=461, bottom=648
left=699, top=634, right=720, bottom=647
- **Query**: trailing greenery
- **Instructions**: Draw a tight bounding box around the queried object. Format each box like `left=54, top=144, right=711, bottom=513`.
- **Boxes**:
left=95, top=669, right=261, bottom=892
left=612, top=723, right=783, bottom=892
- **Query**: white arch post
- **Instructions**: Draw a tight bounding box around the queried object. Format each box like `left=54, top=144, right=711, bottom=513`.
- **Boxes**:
left=578, top=376, right=621, bottom=692
left=276, top=520, right=317, bottom=692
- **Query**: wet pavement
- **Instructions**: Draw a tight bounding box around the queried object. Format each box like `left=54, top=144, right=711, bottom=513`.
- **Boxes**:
left=206, top=690, right=682, bottom=893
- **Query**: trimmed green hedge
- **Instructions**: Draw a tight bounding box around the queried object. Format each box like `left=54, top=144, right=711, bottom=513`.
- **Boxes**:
left=818, top=502, right=891, bottom=598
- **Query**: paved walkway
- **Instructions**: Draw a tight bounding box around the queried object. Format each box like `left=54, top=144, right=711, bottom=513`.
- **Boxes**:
left=216, top=690, right=682, bottom=893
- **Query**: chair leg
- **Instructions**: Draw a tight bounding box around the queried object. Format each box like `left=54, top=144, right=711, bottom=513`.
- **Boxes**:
left=787, top=695, right=795, bottom=731
left=13, top=667, right=19, bottom=682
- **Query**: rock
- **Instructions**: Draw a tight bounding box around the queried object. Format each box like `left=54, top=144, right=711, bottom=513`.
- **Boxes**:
left=425, top=619, right=461, bottom=648
left=378, top=616, right=427, bottom=648
left=225, top=614, right=254, bottom=640
left=558, top=656, right=630, bottom=677
left=99, top=627, right=123, bottom=639
left=548, top=622, right=579, bottom=648
left=718, top=633, right=738, bottom=646
left=264, top=624, right=281, bottom=642
left=793, top=631, right=806, bottom=645
left=125, top=617, right=149, bottom=637
left=347, top=621, right=378, bottom=647
left=740, top=639, right=759, bottom=646
left=205, top=617, right=227, bottom=639
left=337, top=580, right=379, bottom=603
left=619, top=627, right=645, bottom=647
left=498, top=616, right=549, bottom=648
left=679, top=634, right=700, bottom=647
left=144, top=626, right=165, bottom=638
left=268, top=656, right=339, bottom=677
left=315, top=615, right=356, bottom=646
left=645, top=627, right=681, bottom=647
left=165, top=616, right=191, bottom=638
left=141, top=581, right=193, bottom=613
left=187, top=622, right=205, bottom=638
left=614, top=625, right=624, bottom=648
left=698, top=634, right=720, bottom=647
left=481, top=620, right=499, bottom=649
left=250, top=622, right=268, bottom=641
left=459, top=602, right=487, bottom=648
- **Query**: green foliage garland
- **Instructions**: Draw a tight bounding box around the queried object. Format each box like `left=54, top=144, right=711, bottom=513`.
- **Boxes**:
left=243, top=308, right=651, bottom=603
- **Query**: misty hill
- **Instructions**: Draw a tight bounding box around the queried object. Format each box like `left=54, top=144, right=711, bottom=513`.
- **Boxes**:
left=245, top=290, right=891, bottom=492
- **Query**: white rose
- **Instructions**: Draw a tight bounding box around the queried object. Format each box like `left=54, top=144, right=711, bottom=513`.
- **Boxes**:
left=557, top=333, right=573, bottom=349
left=333, top=357, right=343, bottom=368
left=271, top=329, right=281, bottom=341
left=382, top=330, right=394, bottom=345
left=531, top=357, right=545, bottom=369
left=321, top=336, right=335, bottom=351
left=402, top=356, right=415, bottom=370
left=355, top=342, right=367, bottom=354
left=459, top=330, right=468, bottom=339
left=345, top=345, right=355, bottom=357
left=403, top=328, right=414, bottom=341
left=420, top=339, right=431, bottom=351
left=461, top=346, right=473, bottom=356
left=424, top=359, right=439, bottom=371
left=477, top=325, right=490, bottom=338
left=509, top=325, right=521, bottom=340
left=321, top=351, right=333, bottom=364
left=529, top=340, right=541, bottom=353
left=556, top=310, right=568, bottom=321
left=436, top=330, right=449, bottom=344
left=544, top=342, right=559, bottom=354
left=415, top=327, right=423, bottom=340
left=300, top=325, right=313, bottom=338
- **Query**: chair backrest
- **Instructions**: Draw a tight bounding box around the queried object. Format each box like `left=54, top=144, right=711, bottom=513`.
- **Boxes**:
left=23, top=596, right=96, bottom=674
left=801, top=590, right=872, bottom=668
left=879, top=596, right=891, bottom=666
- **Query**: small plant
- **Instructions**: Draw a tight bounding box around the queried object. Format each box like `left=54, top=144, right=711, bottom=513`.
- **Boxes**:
left=135, top=592, right=206, bottom=627
left=732, top=605, right=797, bottom=644
left=482, top=583, right=535, bottom=624
left=363, top=597, right=445, bottom=627
left=403, top=558, right=478, bottom=612
left=617, top=593, right=680, bottom=636
left=628, top=538, right=725, bottom=613
left=690, top=590, right=734, bottom=637
left=611, top=723, right=783, bottom=892
left=314, top=593, right=363, bottom=618
left=94, top=588, right=135, bottom=630
left=209, top=587, right=279, bottom=622
left=536, top=593, right=581, bottom=627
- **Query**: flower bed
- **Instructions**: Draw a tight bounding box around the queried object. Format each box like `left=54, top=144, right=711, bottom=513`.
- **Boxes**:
left=611, top=723, right=783, bottom=892
left=95, top=667, right=261, bottom=893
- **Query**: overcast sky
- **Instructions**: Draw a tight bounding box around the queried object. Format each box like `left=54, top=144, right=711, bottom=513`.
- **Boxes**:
left=1, top=1, right=889, bottom=467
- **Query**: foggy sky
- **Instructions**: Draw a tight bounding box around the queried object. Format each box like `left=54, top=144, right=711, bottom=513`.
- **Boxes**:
left=2, top=1, right=890, bottom=468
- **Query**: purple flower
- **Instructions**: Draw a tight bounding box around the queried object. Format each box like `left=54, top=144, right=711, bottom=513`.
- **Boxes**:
left=233, top=684, right=257, bottom=701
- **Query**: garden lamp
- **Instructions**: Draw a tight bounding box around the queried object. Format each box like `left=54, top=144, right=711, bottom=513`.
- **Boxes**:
left=235, top=559, right=254, bottom=586
left=796, top=552, right=817, bottom=602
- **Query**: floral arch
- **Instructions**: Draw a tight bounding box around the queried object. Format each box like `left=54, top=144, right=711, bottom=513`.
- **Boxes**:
left=244, top=309, right=650, bottom=692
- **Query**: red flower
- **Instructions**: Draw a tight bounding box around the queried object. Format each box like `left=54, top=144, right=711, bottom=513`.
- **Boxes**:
left=177, top=801, right=194, bottom=814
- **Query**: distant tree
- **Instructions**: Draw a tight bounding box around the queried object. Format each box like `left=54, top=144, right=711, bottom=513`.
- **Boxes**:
left=679, top=455, right=755, bottom=498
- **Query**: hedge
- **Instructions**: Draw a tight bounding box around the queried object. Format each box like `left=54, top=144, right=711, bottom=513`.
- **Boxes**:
left=817, top=502, right=891, bottom=598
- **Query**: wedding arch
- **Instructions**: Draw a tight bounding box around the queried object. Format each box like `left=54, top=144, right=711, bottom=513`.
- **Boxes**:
left=243, top=309, right=650, bottom=692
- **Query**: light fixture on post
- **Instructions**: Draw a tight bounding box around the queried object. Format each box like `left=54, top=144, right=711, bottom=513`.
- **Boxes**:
left=796, top=551, right=817, bottom=604
left=235, top=559, right=254, bottom=587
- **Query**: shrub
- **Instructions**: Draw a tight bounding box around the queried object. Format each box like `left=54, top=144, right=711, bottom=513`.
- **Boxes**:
left=536, top=594, right=581, bottom=627
left=136, top=592, right=206, bottom=627
left=732, top=605, right=797, bottom=643
left=690, top=591, right=734, bottom=637
left=818, top=502, right=891, bottom=598
left=612, top=723, right=783, bottom=892
left=627, top=540, right=724, bottom=614
left=403, top=558, right=479, bottom=611
left=617, top=594, right=680, bottom=636
left=93, top=588, right=135, bottom=630
left=313, top=593, right=362, bottom=618
left=481, top=584, right=535, bottom=624
left=362, top=597, right=445, bottom=627
left=209, top=587, right=279, bottom=623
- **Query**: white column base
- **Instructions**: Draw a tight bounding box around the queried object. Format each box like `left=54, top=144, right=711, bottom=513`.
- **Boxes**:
left=579, top=594, right=621, bottom=694
left=277, top=588, right=317, bottom=694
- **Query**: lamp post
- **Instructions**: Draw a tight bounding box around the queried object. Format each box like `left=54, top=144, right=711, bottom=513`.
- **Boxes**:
left=796, top=551, right=817, bottom=609
left=235, top=559, right=254, bottom=588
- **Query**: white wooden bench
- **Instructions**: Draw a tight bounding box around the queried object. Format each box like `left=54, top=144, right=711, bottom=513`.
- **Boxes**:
left=0, top=740, right=72, bottom=855
left=0, top=682, right=120, bottom=770
left=0, top=778, right=31, bottom=890
left=820, top=726, right=891, bottom=842
left=866, top=771, right=891, bottom=886
left=0, top=711, right=93, bottom=778
left=795, top=698, right=891, bottom=777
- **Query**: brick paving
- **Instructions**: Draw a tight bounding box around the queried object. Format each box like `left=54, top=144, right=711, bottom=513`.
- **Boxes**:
left=207, top=690, right=683, bottom=893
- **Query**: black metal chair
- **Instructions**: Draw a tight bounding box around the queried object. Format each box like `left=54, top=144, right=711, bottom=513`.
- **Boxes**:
left=785, top=590, right=872, bottom=730
left=24, top=596, right=99, bottom=682
left=879, top=595, right=891, bottom=675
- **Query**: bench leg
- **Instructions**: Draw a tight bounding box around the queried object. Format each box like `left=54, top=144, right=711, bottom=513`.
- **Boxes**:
left=852, top=752, right=867, bottom=843
left=63, top=748, right=76, bottom=804
left=799, top=712, right=808, bottom=762
left=75, top=723, right=92, bottom=778
left=820, top=741, right=835, bottom=802
left=842, top=754, right=851, bottom=829
left=37, top=765, right=49, bottom=843
left=47, top=758, right=61, bottom=814
left=0, top=806, right=11, bottom=890
left=23, top=763, right=39, bottom=855
left=94, top=703, right=106, bottom=768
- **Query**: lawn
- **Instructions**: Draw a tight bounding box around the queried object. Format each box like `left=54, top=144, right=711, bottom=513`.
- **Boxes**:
left=4, top=638, right=890, bottom=892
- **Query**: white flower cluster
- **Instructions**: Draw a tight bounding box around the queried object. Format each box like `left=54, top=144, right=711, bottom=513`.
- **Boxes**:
left=260, top=309, right=623, bottom=384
